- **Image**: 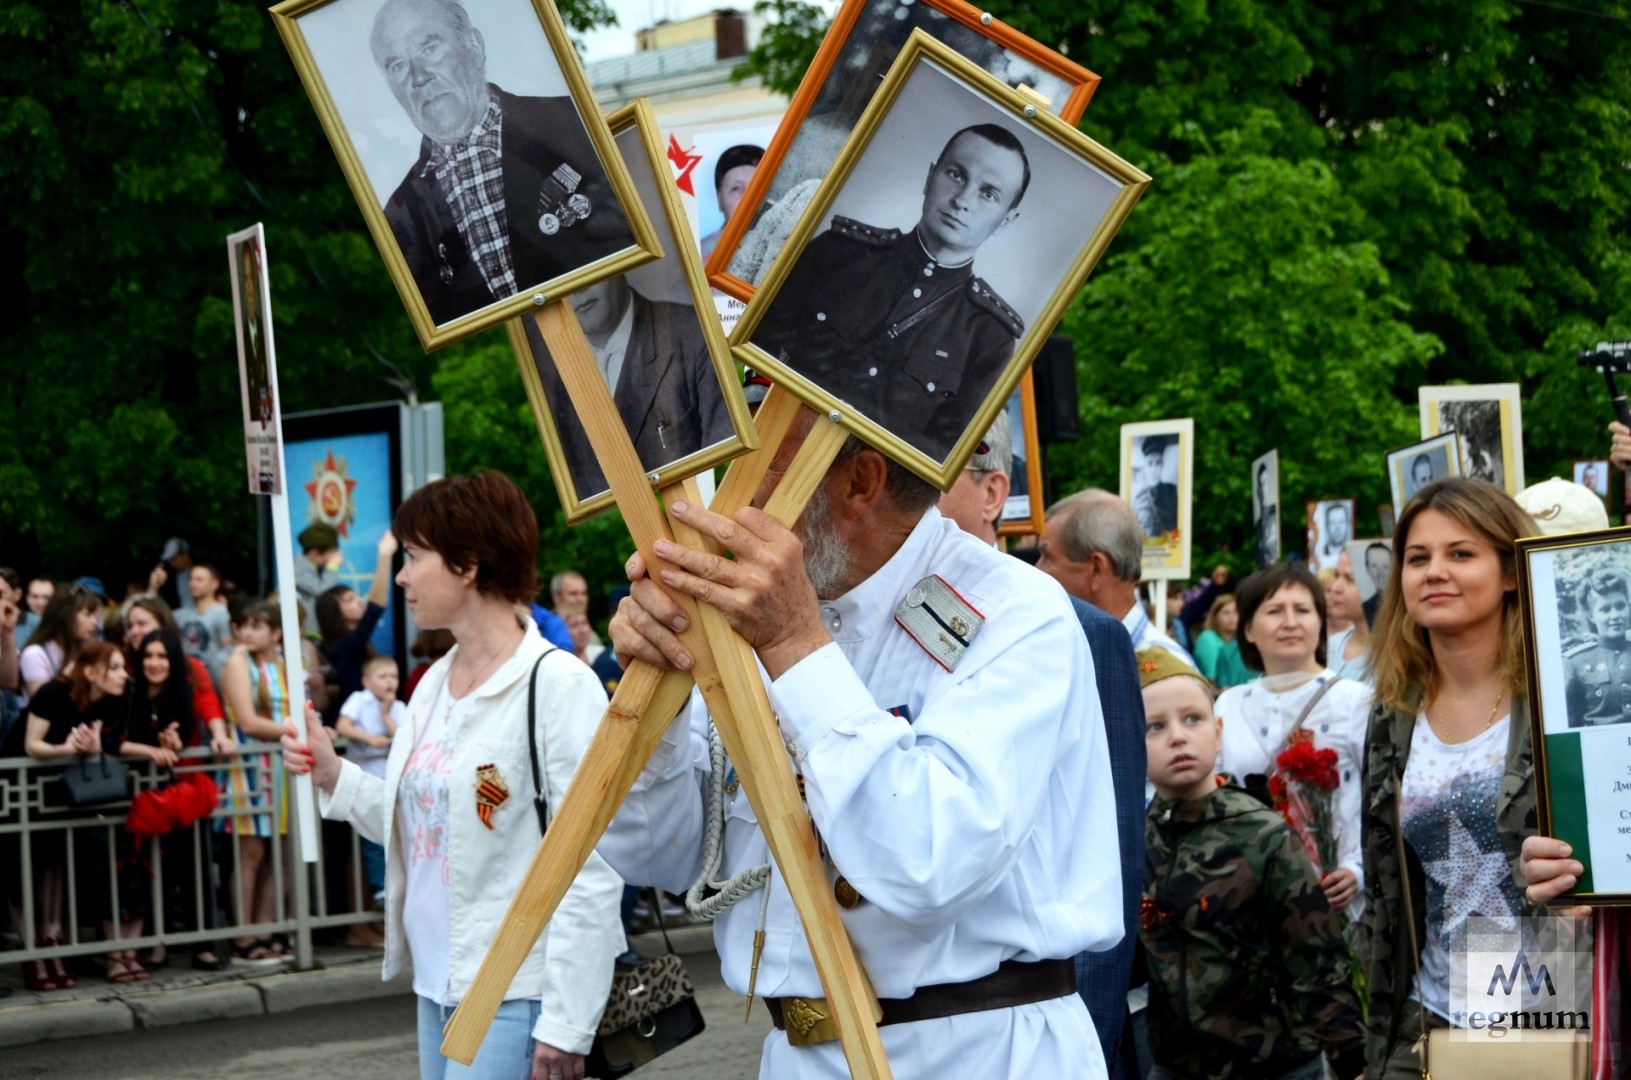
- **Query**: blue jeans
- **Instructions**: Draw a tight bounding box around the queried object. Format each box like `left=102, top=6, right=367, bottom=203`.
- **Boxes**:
left=360, top=838, right=386, bottom=896
left=417, top=995, right=540, bottom=1080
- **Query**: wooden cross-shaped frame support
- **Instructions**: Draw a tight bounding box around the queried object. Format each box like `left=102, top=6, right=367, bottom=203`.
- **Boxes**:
left=440, top=301, right=893, bottom=1079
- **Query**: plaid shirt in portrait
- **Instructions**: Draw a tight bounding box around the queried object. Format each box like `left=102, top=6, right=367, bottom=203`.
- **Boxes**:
left=424, top=93, right=517, bottom=301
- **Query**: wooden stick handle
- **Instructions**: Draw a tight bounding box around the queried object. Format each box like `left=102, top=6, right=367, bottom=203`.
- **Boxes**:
left=445, top=314, right=888, bottom=1077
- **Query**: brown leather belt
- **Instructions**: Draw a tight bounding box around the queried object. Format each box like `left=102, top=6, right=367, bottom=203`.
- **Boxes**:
left=764, top=958, right=1076, bottom=1047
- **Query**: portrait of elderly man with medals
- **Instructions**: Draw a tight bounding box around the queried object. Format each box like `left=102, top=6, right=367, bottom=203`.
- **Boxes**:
left=369, top=0, right=631, bottom=325
left=750, top=123, right=1028, bottom=463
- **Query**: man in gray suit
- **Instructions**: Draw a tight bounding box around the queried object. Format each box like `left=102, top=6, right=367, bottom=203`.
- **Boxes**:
left=525, top=275, right=733, bottom=496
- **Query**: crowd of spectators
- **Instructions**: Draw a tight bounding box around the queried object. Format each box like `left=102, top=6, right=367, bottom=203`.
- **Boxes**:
left=0, top=536, right=632, bottom=991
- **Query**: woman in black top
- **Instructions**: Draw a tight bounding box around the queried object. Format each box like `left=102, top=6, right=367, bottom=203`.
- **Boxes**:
left=10, top=641, right=127, bottom=989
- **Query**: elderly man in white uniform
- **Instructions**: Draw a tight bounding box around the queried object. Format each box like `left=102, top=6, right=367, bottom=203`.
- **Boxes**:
left=599, top=410, right=1119, bottom=1079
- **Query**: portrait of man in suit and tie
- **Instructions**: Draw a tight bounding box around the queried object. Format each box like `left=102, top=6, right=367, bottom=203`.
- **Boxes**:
left=522, top=275, right=735, bottom=498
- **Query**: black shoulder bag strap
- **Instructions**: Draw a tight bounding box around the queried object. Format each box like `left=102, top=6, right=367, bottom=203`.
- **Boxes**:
left=525, top=648, right=559, bottom=835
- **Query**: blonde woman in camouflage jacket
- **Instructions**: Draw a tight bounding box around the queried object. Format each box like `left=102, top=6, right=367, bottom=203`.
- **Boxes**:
left=1358, top=479, right=1540, bottom=1079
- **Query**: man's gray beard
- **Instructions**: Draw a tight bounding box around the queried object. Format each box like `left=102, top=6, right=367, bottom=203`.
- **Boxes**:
left=799, top=486, right=853, bottom=601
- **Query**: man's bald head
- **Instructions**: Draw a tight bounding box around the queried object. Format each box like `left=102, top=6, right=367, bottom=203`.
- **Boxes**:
left=371, top=0, right=489, bottom=144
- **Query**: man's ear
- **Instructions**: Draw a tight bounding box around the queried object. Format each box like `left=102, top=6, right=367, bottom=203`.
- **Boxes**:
left=833, top=449, right=890, bottom=522
left=991, top=209, right=1021, bottom=238
left=980, top=471, right=1010, bottom=527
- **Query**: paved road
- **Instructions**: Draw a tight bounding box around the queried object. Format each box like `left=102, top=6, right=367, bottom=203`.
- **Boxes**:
left=5, top=958, right=772, bottom=1080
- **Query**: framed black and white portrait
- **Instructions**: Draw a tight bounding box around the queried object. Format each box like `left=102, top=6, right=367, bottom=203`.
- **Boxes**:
left=1386, top=432, right=1462, bottom=516
left=271, top=0, right=661, bottom=350
left=1518, top=527, right=1631, bottom=904
left=1344, top=538, right=1391, bottom=627
left=997, top=372, right=1044, bottom=536
left=733, top=31, right=1148, bottom=488
left=1306, top=499, right=1354, bottom=573
left=707, top=0, right=1100, bottom=298
left=228, top=224, right=284, bottom=496
left=508, top=101, right=758, bottom=523
left=1575, top=459, right=1612, bottom=500
left=1419, top=383, right=1524, bottom=494
left=1251, top=449, right=1279, bottom=566
left=1120, top=418, right=1194, bottom=581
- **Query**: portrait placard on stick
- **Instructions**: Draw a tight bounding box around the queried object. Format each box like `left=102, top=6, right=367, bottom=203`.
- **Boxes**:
left=1518, top=526, right=1631, bottom=905
left=733, top=31, right=1148, bottom=488
left=708, top=0, right=1100, bottom=299
left=1121, top=419, right=1194, bottom=581
left=230, top=227, right=282, bottom=496
left=1344, top=539, right=1391, bottom=626
left=1251, top=449, right=1279, bottom=566
left=1385, top=432, right=1462, bottom=517
left=510, top=100, right=758, bottom=522
left=1305, top=499, right=1355, bottom=574
left=271, top=0, right=661, bottom=350
left=1575, top=459, right=1611, bottom=501
left=224, top=223, right=319, bottom=865
left=1419, top=383, right=1524, bottom=494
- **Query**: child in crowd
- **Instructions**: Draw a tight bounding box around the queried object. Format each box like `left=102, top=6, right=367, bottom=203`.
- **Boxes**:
left=335, top=654, right=402, bottom=902
left=1137, top=648, right=1364, bottom=1080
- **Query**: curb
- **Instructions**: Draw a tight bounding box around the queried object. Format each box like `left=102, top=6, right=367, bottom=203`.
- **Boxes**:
left=0, top=928, right=717, bottom=1049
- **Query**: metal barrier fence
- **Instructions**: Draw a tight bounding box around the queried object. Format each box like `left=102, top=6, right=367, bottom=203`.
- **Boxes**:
left=0, top=743, right=379, bottom=971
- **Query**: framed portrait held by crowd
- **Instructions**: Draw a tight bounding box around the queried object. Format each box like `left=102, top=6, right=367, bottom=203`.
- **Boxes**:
left=227, top=224, right=283, bottom=497
left=1251, top=449, right=1279, bottom=566
left=1305, top=498, right=1355, bottom=573
left=509, top=101, right=758, bottom=523
left=1385, top=432, right=1462, bottom=517
left=1518, top=526, right=1631, bottom=905
left=271, top=0, right=661, bottom=349
left=1121, top=418, right=1194, bottom=581
left=1419, top=383, right=1525, bottom=495
left=705, top=0, right=1101, bottom=300
left=732, top=31, right=1149, bottom=489
left=1574, top=459, right=1611, bottom=501
left=997, top=373, right=1044, bottom=536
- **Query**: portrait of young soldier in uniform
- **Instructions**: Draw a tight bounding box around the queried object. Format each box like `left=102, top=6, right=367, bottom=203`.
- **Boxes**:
left=750, top=122, right=1029, bottom=463
left=1564, top=569, right=1631, bottom=728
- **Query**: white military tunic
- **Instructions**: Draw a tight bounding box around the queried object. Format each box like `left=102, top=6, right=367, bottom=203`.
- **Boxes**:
left=599, top=511, right=1120, bottom=1078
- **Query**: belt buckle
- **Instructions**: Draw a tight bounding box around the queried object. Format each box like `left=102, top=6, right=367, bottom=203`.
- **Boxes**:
left=782, top=997, right=839, bottom=1047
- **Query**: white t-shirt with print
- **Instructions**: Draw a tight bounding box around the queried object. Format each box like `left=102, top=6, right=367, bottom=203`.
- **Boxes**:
left=1401, top=713, right=1524, bottom=1018
left=397, top=679, right=475, bottom=1005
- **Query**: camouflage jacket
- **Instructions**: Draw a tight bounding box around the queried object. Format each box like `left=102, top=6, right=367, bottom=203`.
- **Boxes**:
left=1357, top=696, right=1539, bottom=1079
left=1143, top=784, right=1366, bottom=1079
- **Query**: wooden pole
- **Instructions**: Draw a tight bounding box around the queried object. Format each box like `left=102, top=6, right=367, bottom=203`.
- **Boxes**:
left=441, top=307, right=889, bottom=1078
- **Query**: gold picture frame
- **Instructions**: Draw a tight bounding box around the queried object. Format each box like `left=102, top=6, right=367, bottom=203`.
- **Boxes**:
left=270, top=0, right=661, bottom=351
left=1121, top=418, right=1195, bottom=582
left=996, top=370, right=1044, bottom=537
left=705, top=0, right=1101, bottom=302
left=1517, top=525, right=1631, bottom=905
left=509, top=100, right=758, bottom=523
left=1385, top=431, right=1462, bottom=517
left=730, top=31, right=1148, bottom=491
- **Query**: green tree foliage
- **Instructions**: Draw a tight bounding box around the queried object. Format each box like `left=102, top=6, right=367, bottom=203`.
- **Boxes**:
left=0, top=0, right=617, bottom=599
left=745, top=0, right=1631, bottom=567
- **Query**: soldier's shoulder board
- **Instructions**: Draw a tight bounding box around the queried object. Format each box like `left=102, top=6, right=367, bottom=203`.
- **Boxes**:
left=968, top=277, right=1024, bottom=338
left=894, top=575, right=985, bottom=672
left=829, top=216, right=901, bottom=248
left=1564, top=640, right=1599, bottom=659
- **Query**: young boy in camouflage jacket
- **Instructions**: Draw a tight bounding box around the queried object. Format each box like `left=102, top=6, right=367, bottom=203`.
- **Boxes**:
left=1137, top=648, right=1365, bottom=1080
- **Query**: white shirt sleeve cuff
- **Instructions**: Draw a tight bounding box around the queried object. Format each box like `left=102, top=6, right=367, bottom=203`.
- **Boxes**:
left=530, top=1015, right=595, bottom=1057
left=769, top=642, right=878, bottom=758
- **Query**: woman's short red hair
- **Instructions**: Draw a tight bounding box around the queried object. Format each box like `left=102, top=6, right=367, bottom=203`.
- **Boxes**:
left=392, top=471, right=539, bottom=605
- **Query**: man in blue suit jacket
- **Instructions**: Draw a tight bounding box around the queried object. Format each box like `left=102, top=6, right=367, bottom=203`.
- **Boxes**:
left=1068, top=595, right=1145, bottom=1078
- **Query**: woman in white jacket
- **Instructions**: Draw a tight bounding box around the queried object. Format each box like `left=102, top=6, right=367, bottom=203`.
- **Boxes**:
left=1214, top=561, right=1371, bottom=922
left=285, top=472, right=622, bottom=1080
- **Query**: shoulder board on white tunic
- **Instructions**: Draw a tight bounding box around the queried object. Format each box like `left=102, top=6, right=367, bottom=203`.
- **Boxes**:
left=893, top=574, right=985, bottom=672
